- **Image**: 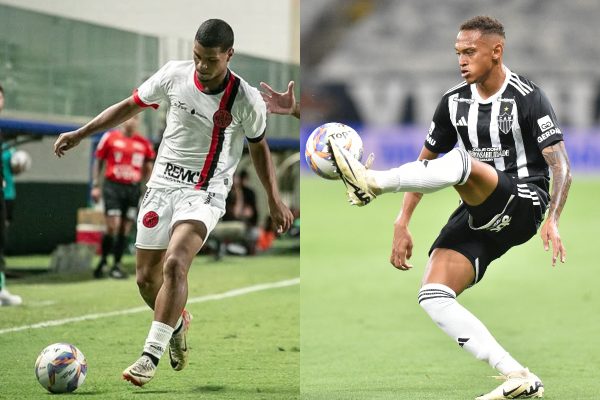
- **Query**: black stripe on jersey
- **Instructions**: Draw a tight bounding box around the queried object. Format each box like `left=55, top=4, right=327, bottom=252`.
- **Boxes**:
left=199, top=75, right=241, bottom=190
left=476, top=103, right=494, bottom=167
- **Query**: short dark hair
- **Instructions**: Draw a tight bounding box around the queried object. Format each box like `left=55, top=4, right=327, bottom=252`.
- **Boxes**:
left=195, top=19, right=234, bottom=51
left=0, top=83, right=4, bottom=94
left=460, top=16, right=505, bottom=38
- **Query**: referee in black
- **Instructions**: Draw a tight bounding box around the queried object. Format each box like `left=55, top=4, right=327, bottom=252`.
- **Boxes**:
left=331, top=16, right=571, bottom=399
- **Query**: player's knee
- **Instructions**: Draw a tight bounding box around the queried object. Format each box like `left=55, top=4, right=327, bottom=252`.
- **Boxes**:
left=136, top=267, right=157, bottom=291
left=162, top=254, right=188, bottom=283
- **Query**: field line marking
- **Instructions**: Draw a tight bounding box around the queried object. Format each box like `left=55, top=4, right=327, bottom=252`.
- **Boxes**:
left=0, top=277, right=299, bottom=335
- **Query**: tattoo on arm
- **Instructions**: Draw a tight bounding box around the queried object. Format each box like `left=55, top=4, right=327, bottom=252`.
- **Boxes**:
left=542, top=141, right=572, bottom=221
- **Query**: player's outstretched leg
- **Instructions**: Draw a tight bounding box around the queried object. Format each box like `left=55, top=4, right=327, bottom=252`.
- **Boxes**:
left=122, top=355, right=157, bottom=387
left=475, top=369, right=544, bottom=399
left=330, top=140, right=471, bottom=206
left=168, top=309, right=192, bottom=370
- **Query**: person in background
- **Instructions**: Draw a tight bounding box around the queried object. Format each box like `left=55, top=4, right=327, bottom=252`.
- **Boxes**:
left=0, top=83, right=22, bottom=306
left=92, top=114, right=155, bottom=279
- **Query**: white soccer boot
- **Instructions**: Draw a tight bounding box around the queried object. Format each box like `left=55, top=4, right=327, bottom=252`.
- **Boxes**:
left=122, top=355, right=156, bottom=386
left=168, top=309, right=192, bottom=371
left=476, top=368, right=544, bottom=399
left=329, top=139, right=378, bottom=206
left=0, top=288, right=23, bottom=306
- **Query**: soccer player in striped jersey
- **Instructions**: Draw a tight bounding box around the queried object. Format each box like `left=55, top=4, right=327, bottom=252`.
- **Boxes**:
left=331, top=16, right=571, bottom=399
left=54, top=19, right=293, bottom=387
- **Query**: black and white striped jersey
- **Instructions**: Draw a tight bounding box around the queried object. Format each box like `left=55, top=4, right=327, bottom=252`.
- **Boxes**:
left=424, top=66, right=562, bottom=193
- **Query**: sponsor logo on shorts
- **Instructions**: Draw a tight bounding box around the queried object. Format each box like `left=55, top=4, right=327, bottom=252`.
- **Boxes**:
left=213, top=110, right=232, bottom=128
left=488, top=215, right=512, bottom=232
left=142, top=211, right=159, bottom=228
left=204, top=192, right=215, bottom=205
left=537, top=115, right=554, bottom=132
left=164, top=163, right=200, bottom=184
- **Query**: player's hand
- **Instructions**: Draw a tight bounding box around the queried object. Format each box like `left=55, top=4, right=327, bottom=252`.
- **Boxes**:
left=390, top=223, right=414, bottom=271
left=260, top=81, right=298, bottom=117
left=268, top=198, right=294, bottom=234
left=90, top=186, right=101, bottom=203
left=540, top=217, right=566, bottom=266
left=54, top=130, right=83, bottom=157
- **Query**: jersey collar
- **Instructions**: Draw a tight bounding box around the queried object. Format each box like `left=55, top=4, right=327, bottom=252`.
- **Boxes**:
left=193, top=69, right=231, bottom=95
left=469, top=64, right=511, bottom=104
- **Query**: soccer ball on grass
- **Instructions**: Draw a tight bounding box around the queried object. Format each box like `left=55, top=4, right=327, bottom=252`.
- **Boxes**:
left=35, top=343, right=87, bottom=393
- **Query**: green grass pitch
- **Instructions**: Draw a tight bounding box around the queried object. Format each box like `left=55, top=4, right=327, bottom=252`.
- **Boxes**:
left=301, top=176, right=600, bottom=400
left=0, top=253, right=299, bottom=399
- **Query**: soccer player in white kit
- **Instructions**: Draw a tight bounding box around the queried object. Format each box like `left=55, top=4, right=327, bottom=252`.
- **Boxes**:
left=54, top=19, right=294, bottom=386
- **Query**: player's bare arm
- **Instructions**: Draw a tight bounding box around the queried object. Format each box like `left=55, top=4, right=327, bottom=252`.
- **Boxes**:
left=391, top=147, right=439, bottom=270
left=53, top=97, right=142, bottom=157
left=90, top=159, right=104, bottom=203
left=247, top=136, right=294, bottom=233
left=540, top=141, right=572, bottom=266
left=259, top=81, right=300, bottom=119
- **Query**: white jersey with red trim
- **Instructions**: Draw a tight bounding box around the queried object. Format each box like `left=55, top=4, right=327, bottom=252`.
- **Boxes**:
left=134, top=60, right=266, bottom=209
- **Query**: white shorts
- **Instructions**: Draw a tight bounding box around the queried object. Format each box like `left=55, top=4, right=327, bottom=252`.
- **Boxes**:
left=135, top=187, right=225, bottom=250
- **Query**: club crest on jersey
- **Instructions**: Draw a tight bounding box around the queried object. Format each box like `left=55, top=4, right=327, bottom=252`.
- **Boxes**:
left=213, top=110, right=232, bottom=128
left=497, top=112, right=513, bottom=134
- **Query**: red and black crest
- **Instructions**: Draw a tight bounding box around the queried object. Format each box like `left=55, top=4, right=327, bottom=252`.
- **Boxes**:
left=213, top=110, right=232, bottom=129
left=142, top=211, right=159, bottom=228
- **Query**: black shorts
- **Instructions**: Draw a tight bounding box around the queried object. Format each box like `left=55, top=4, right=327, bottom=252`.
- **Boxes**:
left=103, top=180, right=141, bottom=220
left=429, top=171, right=549, bottom=284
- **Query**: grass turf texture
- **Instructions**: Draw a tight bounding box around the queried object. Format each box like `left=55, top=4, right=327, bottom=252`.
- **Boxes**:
left=301, top=176, right=600, bottom=400
left=0, top=253, right=299, bottom=399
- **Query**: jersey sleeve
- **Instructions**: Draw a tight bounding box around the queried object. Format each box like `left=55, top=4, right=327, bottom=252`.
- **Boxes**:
left=133, top=62, right=173, bottom=109
left=95, top=131, right=111, bottom=160
left=527, top=86, right=563, bottom=149
left=424, top=96, right=458, bottom=153
left=242, top=86, right=267, bottom=143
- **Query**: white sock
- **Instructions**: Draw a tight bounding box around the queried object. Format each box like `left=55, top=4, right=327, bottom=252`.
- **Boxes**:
left=370, top=147, right=471, bottom=194
left=143, top=321, right=174, bottom=361
left=418, top=283, right=524, bottom=375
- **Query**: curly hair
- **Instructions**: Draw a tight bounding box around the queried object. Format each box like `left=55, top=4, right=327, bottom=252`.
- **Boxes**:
left=460, top=16, right=505, bottom=38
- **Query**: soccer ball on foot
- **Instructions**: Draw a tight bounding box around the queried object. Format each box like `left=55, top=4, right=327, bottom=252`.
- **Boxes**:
left=35, top=343, right=87, bottom=393
left=305, top=122, right=363, bottom=180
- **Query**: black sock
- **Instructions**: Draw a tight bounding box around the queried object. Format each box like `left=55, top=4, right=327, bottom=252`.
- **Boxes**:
left=114, top=234, right=126, bottom=265
left=100, top=234, right=114, bottom=264
left=173, top=319, right=184, bottom=335
left=142, top=352, right=159, bottom=367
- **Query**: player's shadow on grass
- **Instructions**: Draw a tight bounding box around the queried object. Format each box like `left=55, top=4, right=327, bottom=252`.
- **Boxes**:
left=195, top=385, right=226, bottom=392
left=130, top=390, right=171, bottom=395
left=192, top=385, right=299, bottom=396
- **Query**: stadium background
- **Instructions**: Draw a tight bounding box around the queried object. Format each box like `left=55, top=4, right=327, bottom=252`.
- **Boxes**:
left=301, top=1, right=600, bottom=399
left=0, top=0, right=300, bottom=254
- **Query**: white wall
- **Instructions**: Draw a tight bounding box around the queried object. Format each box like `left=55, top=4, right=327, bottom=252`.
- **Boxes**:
left=0, top=0, right=299, bottom=64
